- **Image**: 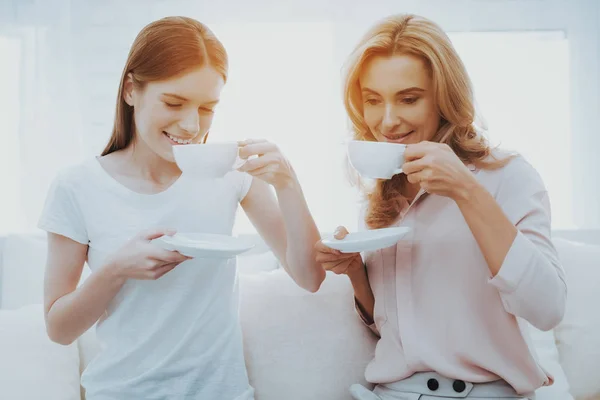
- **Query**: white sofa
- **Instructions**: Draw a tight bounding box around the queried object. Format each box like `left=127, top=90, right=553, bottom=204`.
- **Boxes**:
left=0, top=230, right=599, bottom=400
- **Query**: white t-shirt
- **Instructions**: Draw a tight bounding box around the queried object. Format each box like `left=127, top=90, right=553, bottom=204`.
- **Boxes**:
left=38, top=157, right=255, bottom=400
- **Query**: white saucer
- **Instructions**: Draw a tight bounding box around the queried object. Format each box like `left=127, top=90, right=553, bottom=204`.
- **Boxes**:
left=152, top=233, right=254, bottom=259
left=322, top=227, right=410, bottom=253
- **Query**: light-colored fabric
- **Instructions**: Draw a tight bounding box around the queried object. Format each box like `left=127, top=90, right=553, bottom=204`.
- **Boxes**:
left=239, top=269, right=377, bottom=400
left=352, top=372, right=532, bottom=399
left=525, top=324, right=574, bottom=399
left=356, top=155, right=567, bottom=395
left=0, top=304, right=81, bottom=400
left=0, top=232, right=47, bottom=309
left=552, top=239, right=600, bottom=399
left=237, top=251, right=281, bottom=275
left=37, top=158, right=254, bottom=400
left=0, top=231, right=90, bottom=310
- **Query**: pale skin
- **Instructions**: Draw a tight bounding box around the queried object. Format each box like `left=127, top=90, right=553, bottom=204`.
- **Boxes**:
left=315, top=54, right=518, bottom=323
left=45, top=66, right=325, bottom=345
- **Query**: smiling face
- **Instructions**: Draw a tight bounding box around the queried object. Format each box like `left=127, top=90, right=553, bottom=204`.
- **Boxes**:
left=123, top=66, right=225, bottom=162
left=359, top=54, right=440, bottom=145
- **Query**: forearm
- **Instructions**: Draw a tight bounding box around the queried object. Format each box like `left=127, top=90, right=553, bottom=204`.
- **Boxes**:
left=275, top=179, right=325, bottom=293
left=46, top=262, right=126, bottom=345
left=455, top=183, right=517, bottom=277
left=348, top=263, right=375, bottom=324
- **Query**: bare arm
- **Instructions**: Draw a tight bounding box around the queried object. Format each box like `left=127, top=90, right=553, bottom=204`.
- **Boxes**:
left=44, top=233, right=126, bottom=345
left=241, top=178, right=325, bottom=292
left=314, top=226, right=376, bottom=329
left=44, top=229, right=189, bottom=345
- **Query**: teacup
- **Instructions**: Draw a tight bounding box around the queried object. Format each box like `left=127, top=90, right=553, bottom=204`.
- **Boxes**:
left=348, top=140, right=406, bottom=179
left=172, top=142, right=238, bottom=179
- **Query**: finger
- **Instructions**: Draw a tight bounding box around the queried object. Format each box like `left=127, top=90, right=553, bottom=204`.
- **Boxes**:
left=323, top=257, right=347, bottom=271
left=402, top=158, right=428, bottom=175
left=238, top=138, right=268, bottom=147
left=333, top=226, right=350, bottom=240
left=314, top=240, right=341, bottom=255
left=329, top=259, right=352, bottom=274
left=149, top=262, right=179, bottom=279
left=151, top=249, right=191, bottom=263
left=140, top=228, right=177, bottom=241
left=406, top=169, right=431, bottom=185
left=242, top=166, right=278, bottom=180
left=237, top=153, right=278, bottom=173
left=316, top=251, right=357, bottom=263
left=239, top=142, right=277, bottom=159
left=404, top=142, right=432, bottom=161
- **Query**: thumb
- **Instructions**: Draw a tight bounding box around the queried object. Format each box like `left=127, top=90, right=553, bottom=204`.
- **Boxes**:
left=140, top=228, right=177, bottom=241
left=333, top=226, right=349, bottom=240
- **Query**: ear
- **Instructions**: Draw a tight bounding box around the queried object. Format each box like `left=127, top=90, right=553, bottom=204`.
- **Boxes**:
left=123, top=73, right=135, bottom=106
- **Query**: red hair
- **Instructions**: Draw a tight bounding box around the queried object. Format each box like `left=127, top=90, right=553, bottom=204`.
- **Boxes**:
left=102, top=16, right=228, bottom=156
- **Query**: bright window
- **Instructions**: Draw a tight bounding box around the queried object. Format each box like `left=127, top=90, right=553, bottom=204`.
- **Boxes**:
left=209, top=25, right=572, bottom=233
left=0, top=36, right=23, bottom=234
left=450, top=31, right=572, bottom=228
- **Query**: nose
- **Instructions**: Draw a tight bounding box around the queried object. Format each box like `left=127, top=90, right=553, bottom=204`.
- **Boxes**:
left=178, top=110, right=200, bottom=137
left=381, top=103, right=401, bottom=131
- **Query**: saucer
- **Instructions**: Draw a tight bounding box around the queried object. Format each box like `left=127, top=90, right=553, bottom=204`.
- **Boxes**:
left=321, top=227, right=410, bottom=253
left=152, top=233, right=255, bottom=259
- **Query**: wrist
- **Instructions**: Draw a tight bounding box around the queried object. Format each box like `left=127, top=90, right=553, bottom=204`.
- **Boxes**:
left=101, top=259, right=127, bottom=287
left=274, top=175, right=301, bottom=194
left=346, top=257, right=366, bottom=280
left=453, top=176, right=484, bottom=206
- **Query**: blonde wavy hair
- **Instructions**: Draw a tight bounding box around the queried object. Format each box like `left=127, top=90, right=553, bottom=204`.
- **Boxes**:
left=343, top=14, right=510, bottom=229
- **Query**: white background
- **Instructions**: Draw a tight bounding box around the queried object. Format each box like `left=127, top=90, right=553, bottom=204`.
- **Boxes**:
left=0, top=0, right=598, bottom=234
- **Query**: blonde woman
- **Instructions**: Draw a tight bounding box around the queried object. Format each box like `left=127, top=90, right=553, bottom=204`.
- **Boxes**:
left=315, top=14, right=566, bottom=399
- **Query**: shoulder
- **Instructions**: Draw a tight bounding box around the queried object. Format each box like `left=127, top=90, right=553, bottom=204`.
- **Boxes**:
left=478, top=149, right=547, bottom=201
left=224, top=170, right=253, bottom=201
left=50, top=159, right=97, bottom=191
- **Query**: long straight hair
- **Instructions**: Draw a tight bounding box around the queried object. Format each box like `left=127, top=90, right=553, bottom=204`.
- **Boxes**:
left=102, top=16, right=228, bottom=156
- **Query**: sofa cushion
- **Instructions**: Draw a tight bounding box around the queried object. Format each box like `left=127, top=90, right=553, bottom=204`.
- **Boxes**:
left=240, top=270, right=377, bottom=400
left=0, top=304, right=81, bottom=400
left=553, top=238, right=600, bottom=399
left=526, top=324, right=573, bottom=399
left=1, top=231, right=89, bottom=310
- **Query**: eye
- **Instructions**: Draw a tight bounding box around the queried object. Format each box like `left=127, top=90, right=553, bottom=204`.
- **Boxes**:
left=199, top=107, right=215, bottom=114
left=164, top=102, right=182, bottom=108
left=364, top=98, right=380, bottom=106
left=402, top=97, right=419, bottom=105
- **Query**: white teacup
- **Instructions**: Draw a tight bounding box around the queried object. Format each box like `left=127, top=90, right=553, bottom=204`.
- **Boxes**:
left=348, top=140, right=406, bottom=179
left=172, top=142, right=238, bottom=179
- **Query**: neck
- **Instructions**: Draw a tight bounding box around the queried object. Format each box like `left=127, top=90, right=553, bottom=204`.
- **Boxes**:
left=118, top=138, right=181, bottom=184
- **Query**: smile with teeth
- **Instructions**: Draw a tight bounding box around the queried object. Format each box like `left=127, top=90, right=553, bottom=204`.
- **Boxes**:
left=164, top=131, right=194, bottom=145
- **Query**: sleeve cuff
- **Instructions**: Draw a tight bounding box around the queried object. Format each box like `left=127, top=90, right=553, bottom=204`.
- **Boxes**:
left=38, top=219, right=88, bottom=245
left=354, top=297, right=379, bottom=336
left=488, top=231, right=535, bottom=293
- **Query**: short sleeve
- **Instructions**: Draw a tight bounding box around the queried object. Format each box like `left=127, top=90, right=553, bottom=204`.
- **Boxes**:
left=37, top=172, right=88, bottom=244
left=238, top=172, right=253, bottom=202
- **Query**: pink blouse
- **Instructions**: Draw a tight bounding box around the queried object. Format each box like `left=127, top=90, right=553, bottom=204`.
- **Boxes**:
left=356, top=155, right=567, bottom=395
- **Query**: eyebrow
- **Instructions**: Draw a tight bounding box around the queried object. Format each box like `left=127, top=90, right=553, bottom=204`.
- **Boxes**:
left=362, top=87, right=425, bottom=96
left=162, top=93, right=220, bottom=105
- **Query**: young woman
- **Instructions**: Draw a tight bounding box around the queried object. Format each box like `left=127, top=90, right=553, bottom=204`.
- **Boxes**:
left=39, top=16, right=324, bottom=400
left=315, top=14, right=567, bottom=399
